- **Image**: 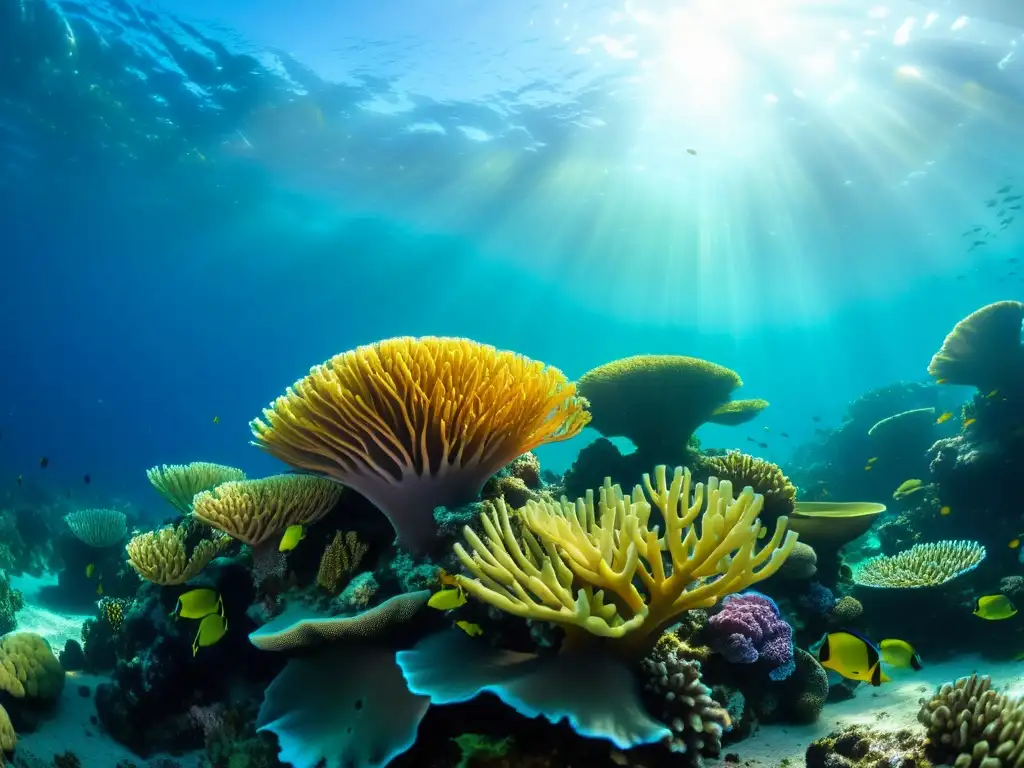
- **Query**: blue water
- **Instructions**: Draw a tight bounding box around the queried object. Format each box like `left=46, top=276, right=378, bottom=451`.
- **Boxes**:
left=1, top=0, right=1021, bottom=513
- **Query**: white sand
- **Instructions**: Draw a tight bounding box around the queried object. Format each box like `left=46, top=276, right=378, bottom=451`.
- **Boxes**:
left=10, top=572, right=91, bottom=650
left=726, top=655, right=1024, bottom=766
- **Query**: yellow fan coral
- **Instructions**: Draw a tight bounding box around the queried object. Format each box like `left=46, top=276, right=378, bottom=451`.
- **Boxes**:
left=147, top=462, right=246, bottom=514
left=701, top=451, right=796, bottom=523
left=250, top=337, right=590, bottom=553
left=126, top=523, right=230, bottom=585
left=578, top=356, right=763, bottom=457
left=192, top=474, right=342, bottom=547
left=454, top=465, right=798, bottom=657
left=928, top=300, right=1024, bottom=390
left=852, top=540, right=985, bottom=589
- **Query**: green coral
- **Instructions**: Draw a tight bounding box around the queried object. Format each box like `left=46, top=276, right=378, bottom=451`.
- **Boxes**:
left=452, top=734, right=513, bottom=768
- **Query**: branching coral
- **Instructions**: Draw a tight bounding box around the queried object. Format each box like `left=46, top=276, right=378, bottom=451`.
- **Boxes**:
left=125, top=524, right=230, bottom=585
left=928, top=301, right=1024, bottom=390
left=146, top=462, right=246, bottom=514
left=192, top=474, right=342, bottom=547
left=578, top=355, right=764, bottom=457
left=316, top=531, right=369, bottom=594
left=250, top=336, right=590, bottom=553
left=701, top=451, right=796, bottom=523
left=64, top=509, right=127, bottom=547
left=918, top=673, right=1024, bottom=768
left=454, top=465, right=798, bottom=657
left=852, top=540, right=986, bottom=589
left=0, top=632, right=65, bottom=700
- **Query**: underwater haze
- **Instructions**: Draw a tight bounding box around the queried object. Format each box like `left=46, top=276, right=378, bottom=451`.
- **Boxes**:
left=2, top=1, right=1024, bottom=767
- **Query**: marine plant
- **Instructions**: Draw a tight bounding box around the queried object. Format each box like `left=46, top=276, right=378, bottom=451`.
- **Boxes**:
left=250, top=336, right=590, bottom=553
left=146, top=462, right=246, bottom=514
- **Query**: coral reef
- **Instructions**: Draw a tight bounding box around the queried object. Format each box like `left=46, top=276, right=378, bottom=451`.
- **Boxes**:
left=63, top=509, right=127, bottom=548
left=147, top=462, right=246, bottom=514
left=806, top=726, right=927, bottom=768
left=705, top=592, right=795, bottom=681
left=0, top=575, right=23, bottom=636
left=852, top=540, right=986, bottom=588
left=126, top=523, right=231, bottom=585
left=700, top=451, right=796, bottom=524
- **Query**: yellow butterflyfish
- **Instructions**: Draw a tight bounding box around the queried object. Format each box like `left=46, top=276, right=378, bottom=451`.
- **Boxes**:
left=455, top=620, right=484, bottom=637
left=278, top=524, right=305, bottom=552
left=936, top=412, right=953, bottom=424
left=818, top=630, right=891, bottom=686
left=193, top=613, right=228, bottom=655
left=172, top=588, right=224, bottom=620
left=962, top=418, right=976, bottom=429
left=428, top=587, right=467, bottom=611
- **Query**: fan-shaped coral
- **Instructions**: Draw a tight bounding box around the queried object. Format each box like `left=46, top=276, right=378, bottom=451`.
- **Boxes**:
left=125, top=524, right=230, bottom=585
left=64, top=508, right=127, bottom=547
left=146, top=462, right=246, bottom=514
left=918, top=673, right=1024, bottom=768
left=250, top=337, right=590, bottom=553
left=578, top=355, right=763, bottom=457
left=702, top=451, right=796, bottom=523
left=928, top=300, right=1024, bottom=390
left=191, top=474, right=342, bottom=547
left=454, top=465, right=798, bottom=657
left=852, top=540, right=985, bottom=589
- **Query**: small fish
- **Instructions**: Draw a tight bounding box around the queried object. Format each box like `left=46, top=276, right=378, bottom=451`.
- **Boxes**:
left=763, top=426, right=771, bottom=432
left=428, top=587, right=467, bottom=611
left=779, top=432, right=789, bottom=438
left=818, top=630, right=891, bottom=686
left=278, top=524, right=305, bottom=552
left=85, top=563, right=95, bottom=578
left=893, top=479, right=924, bottom=499
left=193, top=613, right=229, bottom=655
left=973, top=595, right=1017, bottom=621
left=212, top=416, right=219, bottom=424
left=879, top=639, right=923, bottom=671
left=39, top=457, right=49, bottom=468
left=96, top=583, right=104, bottom=596
left=936, top=411, right=953, bottom=424
left=867, top=457, right=878, bottom=465
left=1009, top=538, right=1020, bottom=550
left=986, top=390, right=999, bottom=399
left=935, top=378, right=948, bottom=384
left=455, top=620, right=483, bottom=637
left=998, top=185, right=1012, bottom=194
left=173, top=588, right=224, bottom=620
left=986, top=199, right=998, bottom=208
left=863, top=465, right=873, bottom=472
left=66, top=489, right=71, bottom=499
left=962, top=418, right=976, bottom=429
left=83, top=474, right=91, bottom=484
left=812, top=416, right=821, bottom=422
left=437, top=569, right=460, bottom=589
left=940, top=506, right=951, bottom=516
left=746, top=436, right=756, bottom=443
left=16, top=474, right=21, bottom=488
left=685, top=148, right=697, bottom=156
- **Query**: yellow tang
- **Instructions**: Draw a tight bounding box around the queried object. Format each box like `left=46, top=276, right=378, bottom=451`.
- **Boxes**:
left=173, top=588, right=224, bottom=620
left=973, top=595, right=1017, bottom=621
left=963, top=418, right=976, bottom=429
left=428, top=587, right=467, bottom=611
left=278, top=524, right=305, bottom=552
left=893, top=479, right=923, bottom=500
left=193, top=613, right=228, bottom=656
left=936, top=412, right=953, bottom=424
left=85, top=563, right=95, bottom=578
left=455, top=620, right=483, bottom=637
left=866, top=457, right=878, bottom=465
left=818, top=630, right=891, bottom=686
left=878, top=639, right=923, bottom=670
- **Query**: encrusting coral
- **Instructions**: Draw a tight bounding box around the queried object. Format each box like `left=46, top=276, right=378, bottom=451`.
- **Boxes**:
left=928, top=300, right=1024, bottom=391
left=191, top=474, right=342, bottom=547
left=146, top=461, right=246, bottom=514
left=126, top=523, right=231, bottom=585
left=316, top=530, right=369, bottom=594
left=250, top=336, right=590, bottom=554
left=454, top=464, right=798, bottom=657
left=64, top=508, right=127, bottom=547
left=577, top=355, right=766, bottom=458
left=918, top=672, right=1024, bottom=768
left=701, top=451, right=796, bottom=523
left=0, top=632, right=65, bottom=700
left=852, top=540, right=986, bottom=588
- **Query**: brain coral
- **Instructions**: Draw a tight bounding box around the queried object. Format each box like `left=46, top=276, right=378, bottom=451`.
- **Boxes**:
left=0, top=632, right=65, bottom=700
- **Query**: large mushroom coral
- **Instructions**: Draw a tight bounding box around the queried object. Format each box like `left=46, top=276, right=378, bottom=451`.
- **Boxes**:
left=578, top=355, right=766, bottom=459
left=250, top=337, right=590, bottom=554
left=928, top=300, right=1024, bottom=390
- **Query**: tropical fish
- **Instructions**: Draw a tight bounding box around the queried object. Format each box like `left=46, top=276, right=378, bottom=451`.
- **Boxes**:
left=986, top=390, right=999, bottom=399
left=96, top=583, right=104, bottom=596
left=940, top=506, right=951, bottom=516
left=173, top=588, right=224, bottom=620
left=812, top=416, right=821, bottom=422
left=973, top=595, right=1017, bottom=621
left=85, top=563, right=95, bottom=578
left=278, top=524, right=305, bottom=552
left=867, top=457, right=878, bottom=465
left=39, top=457, right=48, bottom=468
left=763, top=426, right=771, bottom=432
left=893, top=479, right=924, bottom=499
left=212, top=416, right=220, bottom=424
left=685, top=148, right=697, bottom=156
left=193, top=613, right=228, bottom=655
left=936, top=412, right=953, bottom=424
left=1011, top=538, right=1021, bottom=550
left=962, top=418, right=976, bottom=429
left=437, top=569, right=460, bottom=589
left=428, top=588, right=467, bottom=611
left=817, top=630, right=891, bottom=686
left=878, top=639, right=922, bottom=670
left=780, top=432, right=789, bottom=438
left=455, top=620, right=483, bottom=637
left=863, top=465, right=873, bottom=472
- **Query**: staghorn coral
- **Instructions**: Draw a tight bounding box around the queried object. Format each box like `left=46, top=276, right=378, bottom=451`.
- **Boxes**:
left=126, top=524, right=230, bottom=585
left=918, top=672, right=1024, bottom=768
left=316, top=530, right=369, bottom=594
left=928, top=301, right=1024, bottom=391
left=192, top=474, right=342, bottom=547
left=0, top=632, right=65, bottom=699
left=853, top=540, right=986, bottom=589
left=64, top=509, right=127, bottom=547
left=578, top=355, right=762, bottom=458
left=640, top=632, right=730, bottom=759
left=454, top=465, right=798, bottom=657
left=250, top=336, right=589, bottom=554
left=146, top=462, right=246, bottom=514
left=701, top=451, right=796, bottom=523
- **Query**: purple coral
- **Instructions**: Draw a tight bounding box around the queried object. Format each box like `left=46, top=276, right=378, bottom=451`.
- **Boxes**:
left=707, top=592, right=795, bottom=681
